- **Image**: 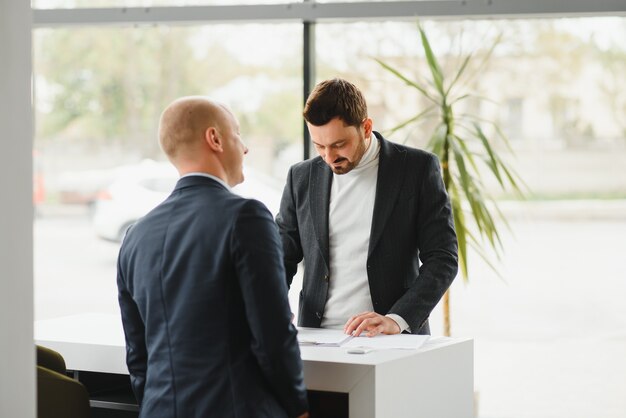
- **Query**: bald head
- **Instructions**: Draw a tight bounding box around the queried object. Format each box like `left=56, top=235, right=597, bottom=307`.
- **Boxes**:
left=158, top=96, right=248, bottom=186
left=159, top=96, right=230, bottom=162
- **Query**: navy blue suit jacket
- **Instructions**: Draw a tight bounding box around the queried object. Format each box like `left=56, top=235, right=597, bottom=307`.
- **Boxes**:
left=276, top=133, right=458, bottom=334
left=117, top=175, right=308, bottom=418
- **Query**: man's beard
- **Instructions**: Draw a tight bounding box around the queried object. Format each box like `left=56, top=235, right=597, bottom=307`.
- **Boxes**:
left=329, top=136, right=368, bottom=175
left=330, top=158, right=356, bottom=174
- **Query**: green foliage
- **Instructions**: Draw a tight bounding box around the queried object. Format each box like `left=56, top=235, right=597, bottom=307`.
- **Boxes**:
left=375, top=23, right=526, bottom=282
left=34, top=26, right=304, bottom=159
left=595, top=43, right=626, bottom=138
left=35, top=27, right=207, bottom=155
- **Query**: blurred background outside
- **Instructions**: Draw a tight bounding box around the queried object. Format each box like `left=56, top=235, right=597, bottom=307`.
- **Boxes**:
left=32, top=13, right=626, bottom=418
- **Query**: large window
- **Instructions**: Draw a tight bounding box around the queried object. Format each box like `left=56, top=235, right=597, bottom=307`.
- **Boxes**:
left=33, top=23, right=303, bottom=319
left=33, top=11, right=626, bottom=418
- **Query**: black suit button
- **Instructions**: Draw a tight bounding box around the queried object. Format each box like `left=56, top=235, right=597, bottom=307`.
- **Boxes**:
left=323, top=274, right=329, bottom=282
left=316, top=312, right=322, bottom=319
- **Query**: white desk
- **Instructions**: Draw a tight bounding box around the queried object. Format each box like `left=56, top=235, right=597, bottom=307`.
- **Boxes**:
left=36, top=313, right=474, bottom=418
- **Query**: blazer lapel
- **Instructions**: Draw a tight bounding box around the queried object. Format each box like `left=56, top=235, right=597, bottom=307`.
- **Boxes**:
left=309, top=159, right=332, bottom=270
left=368, top=133, right=407, bottom=256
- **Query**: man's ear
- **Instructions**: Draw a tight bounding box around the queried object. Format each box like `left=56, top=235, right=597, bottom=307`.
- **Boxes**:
left=205, top=127, right=223, bottom=152
left=362, top=118, right=373, bottom=137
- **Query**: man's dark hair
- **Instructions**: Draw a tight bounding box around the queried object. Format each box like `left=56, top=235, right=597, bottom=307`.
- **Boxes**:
left=303, top=78, right=367, bottom=127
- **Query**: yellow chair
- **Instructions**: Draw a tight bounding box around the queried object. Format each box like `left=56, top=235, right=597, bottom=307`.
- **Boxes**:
left=37, top=345, right=91, bottom=418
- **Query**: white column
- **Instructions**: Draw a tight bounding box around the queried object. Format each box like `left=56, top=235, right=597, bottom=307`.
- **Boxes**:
left=0, top=1, right=35, bottom=417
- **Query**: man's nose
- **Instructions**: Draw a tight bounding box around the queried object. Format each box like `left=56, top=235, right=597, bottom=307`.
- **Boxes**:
left=324, top=149, right=336, bottom=164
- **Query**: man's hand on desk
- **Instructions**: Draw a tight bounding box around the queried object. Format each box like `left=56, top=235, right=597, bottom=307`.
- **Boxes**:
left=344, top=311, right=401, bottom=337
left=296, top=412, right=309, bottom=418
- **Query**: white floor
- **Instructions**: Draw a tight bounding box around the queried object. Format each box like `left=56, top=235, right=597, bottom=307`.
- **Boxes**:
left=428, top=218, right=626, bottom=418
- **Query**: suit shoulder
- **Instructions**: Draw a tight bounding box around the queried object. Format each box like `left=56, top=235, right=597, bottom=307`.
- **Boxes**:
left=389, top=140, right=438, bottom=163
left=240, top=195, right=272, bottom=214
left=226, top=193, right=273, bottom=220
left=286, top=156, right=323, bottom=182
left=289, top=156, right=321, bottom=173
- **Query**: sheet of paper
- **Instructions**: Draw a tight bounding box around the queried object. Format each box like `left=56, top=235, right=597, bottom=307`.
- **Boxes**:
left=296, top=327, right=352, bottom=346
left=342, top=334, right=429, bottom=350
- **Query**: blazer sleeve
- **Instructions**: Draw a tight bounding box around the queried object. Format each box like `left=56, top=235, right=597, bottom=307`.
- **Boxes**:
left=116, top=250, right=147, bottom=405
left=232, top=199, right=309, bottom=418
left=390, top=153, right=459, bottom=331
left=275, top=166, right=304, bottom=288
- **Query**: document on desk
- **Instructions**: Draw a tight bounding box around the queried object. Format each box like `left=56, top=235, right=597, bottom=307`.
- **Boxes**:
left=343, top=334, right=429, bottom=350
left=297, top=327, right=353, bottom=346
left=296, top=327, right=429, bottom=350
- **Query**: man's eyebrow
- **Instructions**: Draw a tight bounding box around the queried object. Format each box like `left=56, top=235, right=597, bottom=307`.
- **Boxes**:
left=312, top=139, right=346, bottom=147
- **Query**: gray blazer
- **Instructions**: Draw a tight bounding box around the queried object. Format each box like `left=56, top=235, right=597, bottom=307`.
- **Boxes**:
left=276, top=132, right=458, bottom=334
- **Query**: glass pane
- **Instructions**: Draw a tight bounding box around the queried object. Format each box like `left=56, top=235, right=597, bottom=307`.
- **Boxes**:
left=317, top=18, right=626, bottom=198
left=33, top=23, right=303, bottom=319
left=316, top=17, right=626, bottom=418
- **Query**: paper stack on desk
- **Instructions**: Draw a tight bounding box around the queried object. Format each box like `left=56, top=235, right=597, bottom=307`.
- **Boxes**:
left=297, top=327, right=429, bottom=350
left=296, top=327, right=353, bottom=346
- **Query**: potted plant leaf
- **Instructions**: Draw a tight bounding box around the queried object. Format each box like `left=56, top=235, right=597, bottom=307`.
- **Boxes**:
left=374, top=23, right=526, bottom=336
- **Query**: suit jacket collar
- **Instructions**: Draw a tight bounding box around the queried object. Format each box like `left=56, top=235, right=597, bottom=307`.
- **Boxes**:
left=174, top=174, right=230, bottom=192
left=309, top=131, right=407, bottom=269
left=368, top=131, right=407, bottom=256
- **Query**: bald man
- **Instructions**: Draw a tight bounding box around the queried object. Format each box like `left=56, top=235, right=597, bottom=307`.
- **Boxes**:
left=117, top=97, right=309, bottom=418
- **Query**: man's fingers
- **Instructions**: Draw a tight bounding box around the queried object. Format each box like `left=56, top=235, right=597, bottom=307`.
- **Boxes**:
left=344, top=311, right=375, bottom=334
left=354, top=317, right=385, bottom=337
left=344, top=311, right=374, bottom=331
left=345, top=313, right=402, bottom=336
left=345, top=316, right=365, bottom=335
left=354, top=318, right=374, bottom=337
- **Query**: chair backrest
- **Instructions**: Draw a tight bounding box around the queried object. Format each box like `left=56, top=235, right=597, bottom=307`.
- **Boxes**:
left=36, top=345, right=91, bottom=418
left=36, top=345, right=66, bottom=375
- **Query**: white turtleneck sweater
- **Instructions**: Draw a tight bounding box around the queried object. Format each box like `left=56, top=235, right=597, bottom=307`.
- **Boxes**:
left=321, top=135, right=408, bottom=332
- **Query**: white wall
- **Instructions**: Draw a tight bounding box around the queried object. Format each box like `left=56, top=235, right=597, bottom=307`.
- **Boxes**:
left=0, top=1, right=35, bottom=417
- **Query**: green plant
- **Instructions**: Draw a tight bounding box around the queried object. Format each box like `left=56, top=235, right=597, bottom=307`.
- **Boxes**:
left=374, top=23, right=526, bottom=336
